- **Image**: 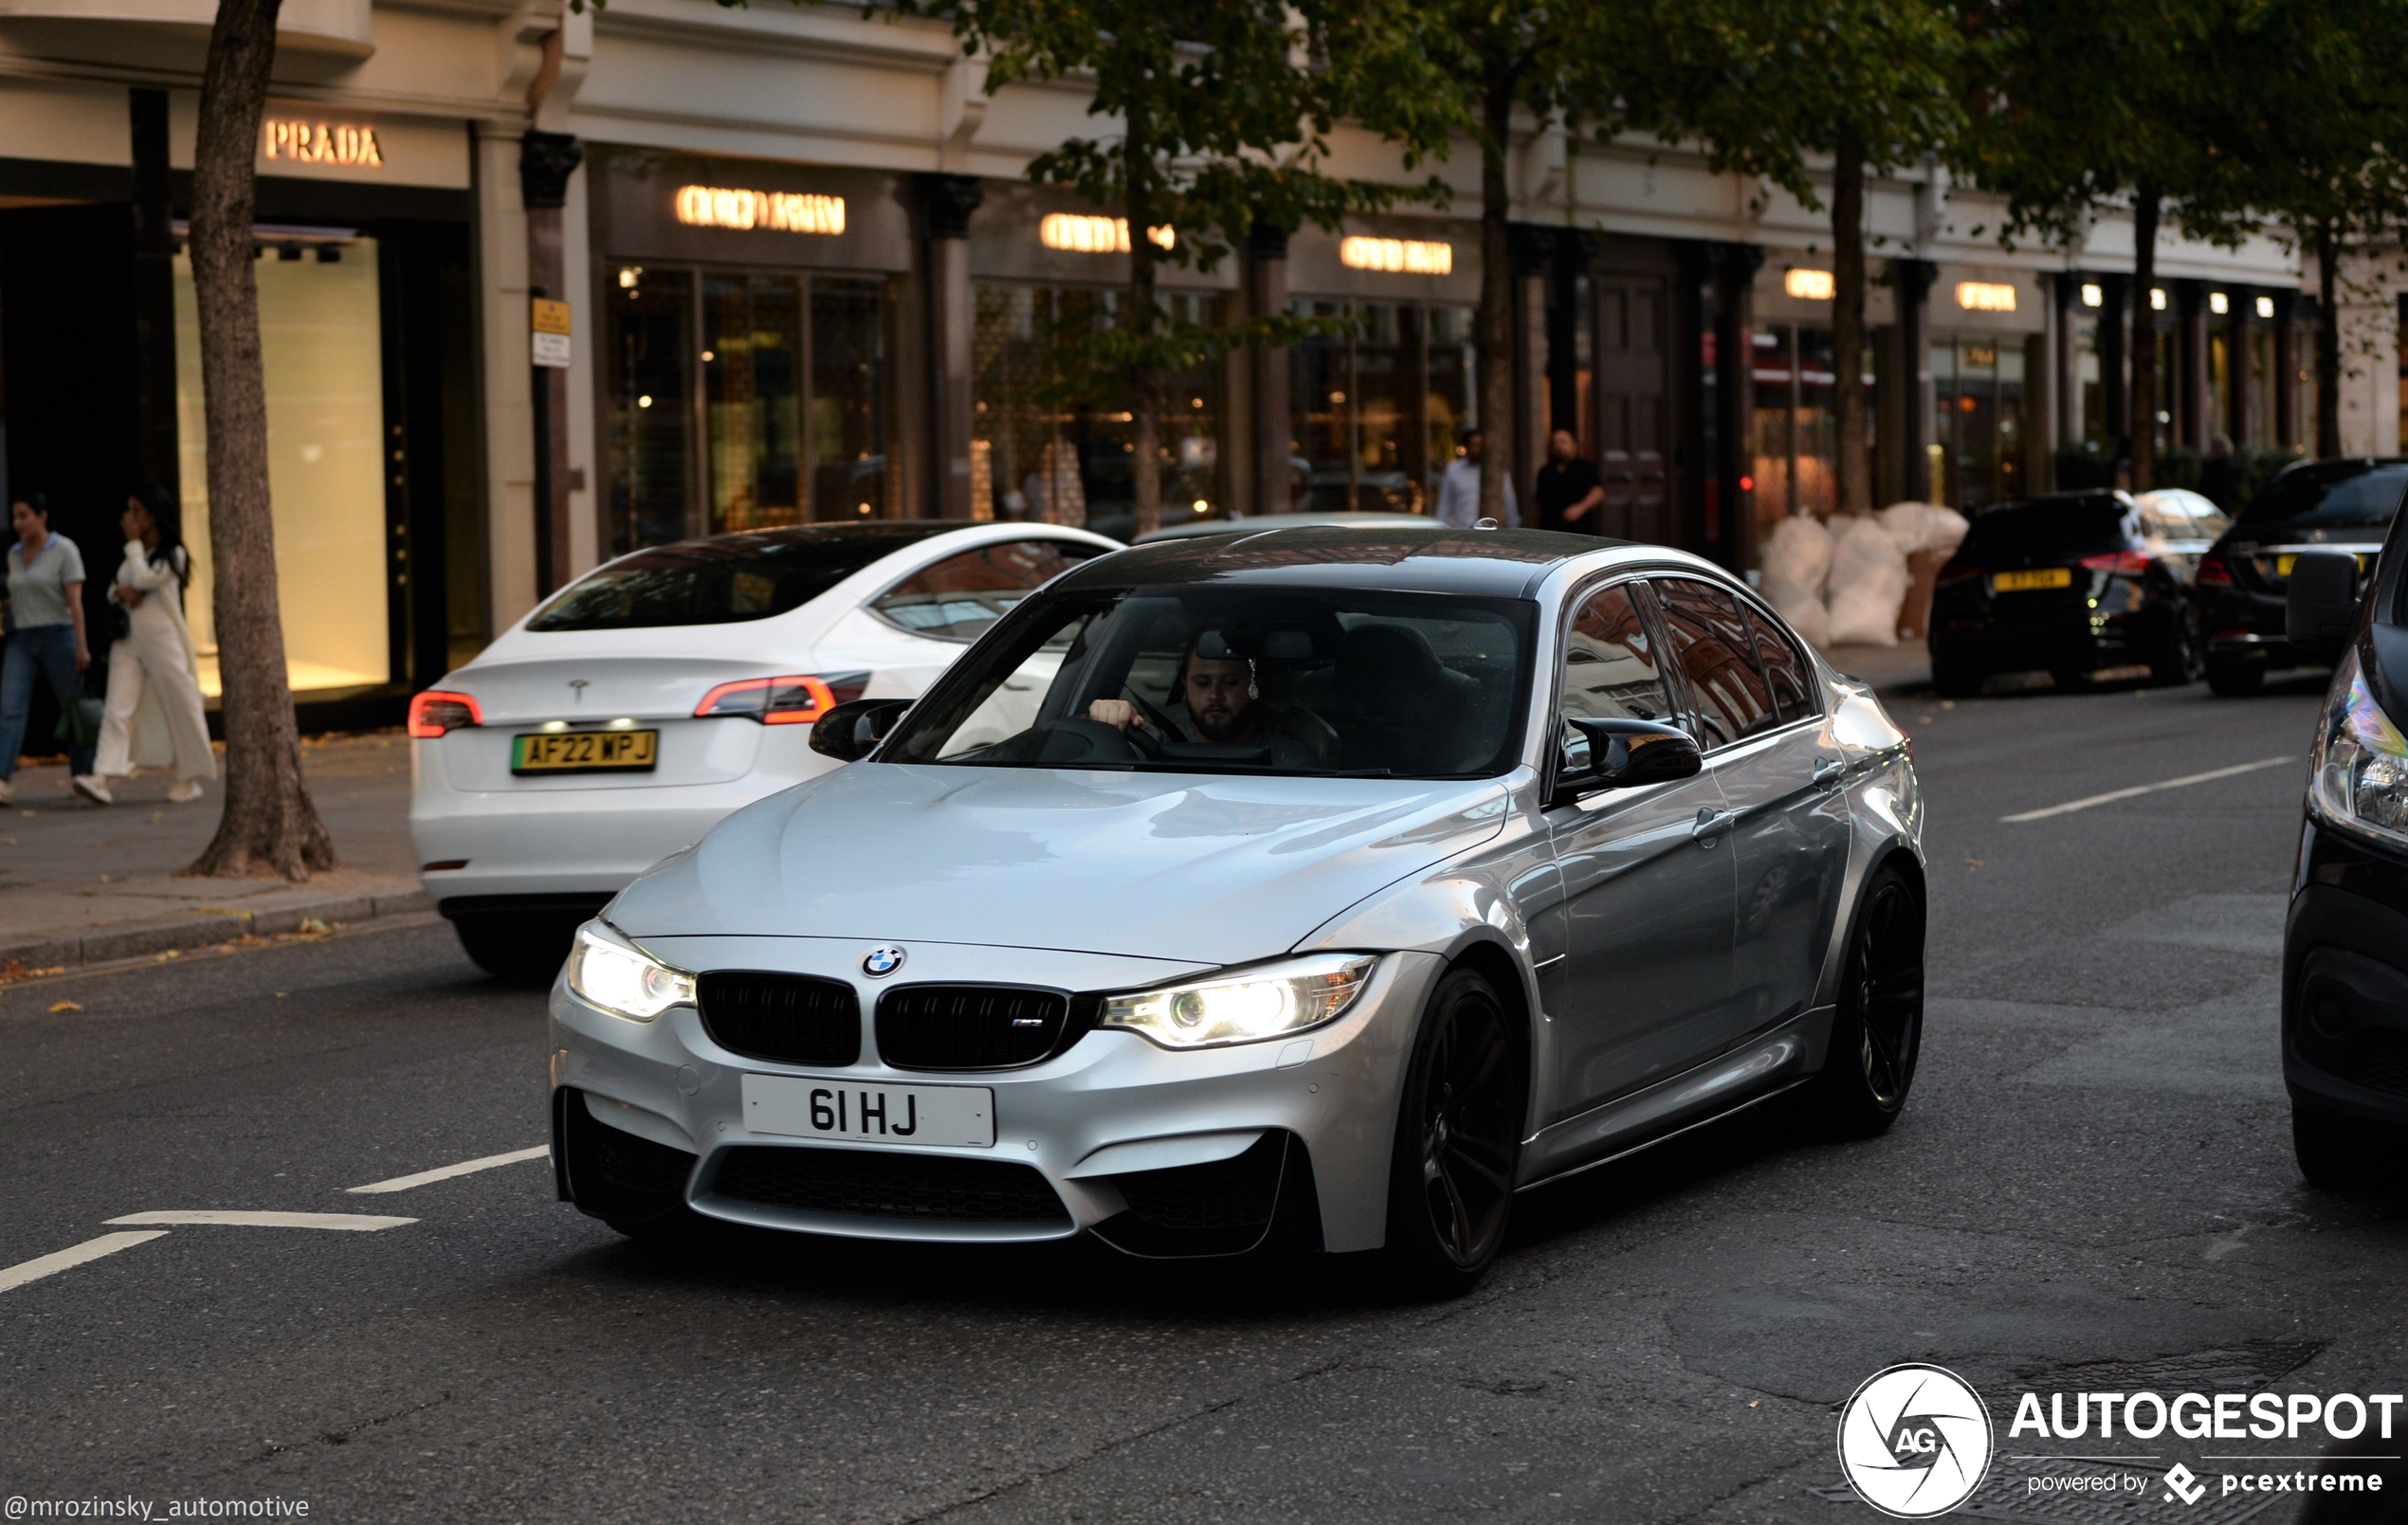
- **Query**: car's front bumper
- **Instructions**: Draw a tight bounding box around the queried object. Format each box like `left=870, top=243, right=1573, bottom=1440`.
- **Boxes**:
left=548, top=935, right=1444, bottom=1254
left=2286, top=814, right=2408, bottom=1130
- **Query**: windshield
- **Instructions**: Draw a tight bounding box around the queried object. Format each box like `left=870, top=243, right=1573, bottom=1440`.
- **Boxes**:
left=1959, top=499, right=2137, bottom=560
left=2233, top=463, right=2408, bottom=539
left=882, top=586, right=1537, bottom=778
left=526, top=526, right=958, bottom=632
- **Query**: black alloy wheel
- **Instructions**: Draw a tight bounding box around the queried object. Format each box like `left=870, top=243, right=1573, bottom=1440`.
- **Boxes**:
left=2205, top=658, right=2266, bottom=698
left=2151, top=612, right=2203, bottom=686
left=2291, top=1101, right=2401, bottom=1192
left=1383, top=967, right=1524, bottom=1297
left=1929, top=657, right=1982, bottom=699
left=1811, top=863, right=1925, bottom=1139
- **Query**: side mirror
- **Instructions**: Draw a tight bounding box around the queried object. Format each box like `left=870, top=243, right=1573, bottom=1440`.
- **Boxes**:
left=810, top=698, right=911, bottom=762
left=1550, top=717, right=1703, bottom=806
left=2287, top=551, right=2362, bottom=663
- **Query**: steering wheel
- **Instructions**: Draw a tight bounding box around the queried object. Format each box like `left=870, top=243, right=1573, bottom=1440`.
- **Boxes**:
left=1123, top=686, right=1182, bottom=740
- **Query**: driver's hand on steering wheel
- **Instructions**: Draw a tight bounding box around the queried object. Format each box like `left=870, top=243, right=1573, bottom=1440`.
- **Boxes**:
left=1088, top=699, right=1140, bottom=731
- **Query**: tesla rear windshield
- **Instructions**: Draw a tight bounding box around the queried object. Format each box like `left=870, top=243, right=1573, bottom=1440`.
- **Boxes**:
left=526, top=527, right=958, bottom=631
left=1958, top=499, right=2137, bottom=559
left=2232, top=463, right=2408, bottom=538
left=882, top=586, right=1536, bottom=778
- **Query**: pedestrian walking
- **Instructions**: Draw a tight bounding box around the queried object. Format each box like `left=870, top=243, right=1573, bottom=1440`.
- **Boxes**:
left=92, top=482, right=215, bottom=805
left=0, top=491, right=100, bottom=804
left=1432, top=426, right=1519, bottom=529
left=1533, top=428, right=1605, bottom=534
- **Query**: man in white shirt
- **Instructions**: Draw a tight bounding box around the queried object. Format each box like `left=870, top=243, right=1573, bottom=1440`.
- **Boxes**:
left=1432, top=427, right=1520, bottom=529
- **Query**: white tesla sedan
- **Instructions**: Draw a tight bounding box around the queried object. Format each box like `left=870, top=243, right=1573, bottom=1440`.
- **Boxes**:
left=410, top=520, right=1117, bottom=978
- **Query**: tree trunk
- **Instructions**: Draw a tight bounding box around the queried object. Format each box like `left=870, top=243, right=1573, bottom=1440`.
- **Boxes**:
left=1123, top=124, right=1162, bottom=537
left=1831, top=128, right=1870, bottom=518
left=2315, top=220, right=2343, bottom=460
left=2128, top=185, right=2160, bottom=492
left=181, top=0, right=337, bottom=881
left=1475, top=64, right=1515, bottom=524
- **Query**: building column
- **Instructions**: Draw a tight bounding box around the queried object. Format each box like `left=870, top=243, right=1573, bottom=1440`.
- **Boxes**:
left=1710, top=242, right=1760, bottom=569
left=1244, top=221, right=1291, bottom=517
left=918, top=173, right=983, bottom=521
left=2175, top=279, right=2209, bottom=452
left=2100, top=274, right=2131, bottom=449
left=129, top=88, right=177, bottom=499
left=1508, top=224, right=1556, bottom=513
left=2051, top=273, right=2082, bottom=454
left=2228, top=295, right=2253, bottom=446
left=520, top=130, right=581, bottom=596
left=1894, top=258, right=1937, bottom=501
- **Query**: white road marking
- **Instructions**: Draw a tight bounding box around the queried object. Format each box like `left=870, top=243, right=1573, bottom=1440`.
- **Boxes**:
left=0, top=1230, right=170, bottom=1294
left=346, top=1145, right=550, bottom=1195
left=105, top=1210, right=416, bottom=1231
left=1999, top=755, right=2295, bottom=823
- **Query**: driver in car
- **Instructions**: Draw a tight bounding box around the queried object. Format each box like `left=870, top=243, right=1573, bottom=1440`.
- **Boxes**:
left=1088, top=639, right=1337, bottom=769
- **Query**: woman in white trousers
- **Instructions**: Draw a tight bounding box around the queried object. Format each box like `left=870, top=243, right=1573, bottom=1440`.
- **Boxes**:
left=93, top=484, right=215, bottom=804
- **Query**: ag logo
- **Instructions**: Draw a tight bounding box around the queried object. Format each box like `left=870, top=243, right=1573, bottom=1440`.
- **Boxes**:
left=1836, top=1363, right=1994, bottom=1518
left=861, top=945, right=906, bottom=978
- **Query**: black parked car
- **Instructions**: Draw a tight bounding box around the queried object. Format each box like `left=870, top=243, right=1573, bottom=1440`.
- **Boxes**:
left=2282, top=508, right=2408, bottom=1188
left=2198, top=458, right=2408, bottom=697
left=1927, top=492, right=2200, bottom=698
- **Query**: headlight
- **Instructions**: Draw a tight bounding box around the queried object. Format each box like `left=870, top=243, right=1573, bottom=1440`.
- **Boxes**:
left=1102, top=953, right=1377, bottom=1050
left=2308, top=645, right=2408, bottom=850
left=565, top=920, right=696, bottom=1022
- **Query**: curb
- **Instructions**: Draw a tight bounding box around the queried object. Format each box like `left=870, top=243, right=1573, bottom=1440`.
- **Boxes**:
left=0, top=888, right=433, bottom=974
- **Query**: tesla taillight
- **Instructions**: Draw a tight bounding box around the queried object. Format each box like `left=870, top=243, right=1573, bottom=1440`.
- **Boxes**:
left=694, top=672, right=872, bottom=725
left=1936, top=559, right=1983, bottom=586
left=2198, top=554, right=2235, bottom=586
left=408, top=689, right=483, bottom=738
left=2078, top=550, right=2154, bottom=575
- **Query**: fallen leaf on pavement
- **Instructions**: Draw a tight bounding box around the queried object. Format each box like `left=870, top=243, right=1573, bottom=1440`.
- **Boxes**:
left=48, top=1000, right=82, bottom=1012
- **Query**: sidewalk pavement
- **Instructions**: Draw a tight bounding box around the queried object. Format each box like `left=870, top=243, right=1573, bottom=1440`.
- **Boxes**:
left=1823, top=641, right=1931, bottom=697
left=0, top=733, right=429, bottom=974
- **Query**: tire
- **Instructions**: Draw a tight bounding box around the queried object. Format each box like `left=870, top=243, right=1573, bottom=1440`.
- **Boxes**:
left=1381, top=967, right=1524, bottom=1298
left=2150, top=614, right=2203, bottom=686
left=2291, top=1101, right=2400, bottom=1191
left=1929, top=657, right=1982, bottom=699
left=1810, top=862, right=1925, bottom=1140
left=2206, top=659, right=2265, bottom=698
left=452, top=915, right=575, bottom=984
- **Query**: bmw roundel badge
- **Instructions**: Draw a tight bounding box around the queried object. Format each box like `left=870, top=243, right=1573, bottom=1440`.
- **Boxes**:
left=861, top=945, right=906, bottom=978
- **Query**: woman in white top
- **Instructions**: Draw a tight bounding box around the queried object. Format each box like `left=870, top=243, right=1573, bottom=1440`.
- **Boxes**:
left=92, top=483, right=215, bottom=803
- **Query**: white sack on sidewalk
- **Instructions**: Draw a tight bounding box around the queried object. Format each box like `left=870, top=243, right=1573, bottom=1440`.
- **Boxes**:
left=1876, top=500, right=1969, bottom=557
left=1759, top=514, right=1834, bottom=648
left=1826, top=513, right=1912, bottom=646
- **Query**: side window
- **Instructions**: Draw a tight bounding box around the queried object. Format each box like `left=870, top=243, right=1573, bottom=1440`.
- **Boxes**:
left=1559, top=582, right=1674, bottom=726
left=1648, top=577, right=1778, bottom=748
left=871, top=539, right=1098, bottom=641
left=1743, top=604, right=1818, bottom=723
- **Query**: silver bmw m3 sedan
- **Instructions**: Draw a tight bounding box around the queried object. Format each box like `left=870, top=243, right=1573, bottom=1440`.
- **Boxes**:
left=547, top=526, right=1926, bottom=1294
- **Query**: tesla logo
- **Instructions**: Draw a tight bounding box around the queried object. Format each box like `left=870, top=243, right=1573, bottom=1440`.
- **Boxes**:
left=567, top=680, right=589, bottom=704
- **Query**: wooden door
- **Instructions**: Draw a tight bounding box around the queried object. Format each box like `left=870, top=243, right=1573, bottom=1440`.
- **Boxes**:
left=1592, top=274, right=1674, bottom=545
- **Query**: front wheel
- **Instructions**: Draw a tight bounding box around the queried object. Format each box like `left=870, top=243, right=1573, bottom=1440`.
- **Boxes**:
left=1929, top=656, right=1982, bottom=699
left=2205, top=659, right=2265, bottom=698
left=1809, top=862, right=1925, bottom=1139
left=1381, top=967, right=1524, bottom=1298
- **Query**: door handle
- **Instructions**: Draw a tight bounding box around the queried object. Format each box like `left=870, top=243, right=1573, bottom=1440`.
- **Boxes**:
left=1812, top=755, right=1845, bottom=789
left=1691, top=806, right=1732, bottom=845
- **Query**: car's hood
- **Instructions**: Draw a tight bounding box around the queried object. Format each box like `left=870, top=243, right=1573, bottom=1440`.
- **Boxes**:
left=609, top=763, right=1516, bottom=966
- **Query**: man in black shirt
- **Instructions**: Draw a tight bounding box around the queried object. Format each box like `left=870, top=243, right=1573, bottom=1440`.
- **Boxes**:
left=1533, top=428, right=1605, bottom=534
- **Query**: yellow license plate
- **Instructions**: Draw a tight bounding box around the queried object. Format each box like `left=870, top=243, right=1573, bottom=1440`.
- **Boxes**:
left=2276, top=554, right=2297, bottom=577
left=1993, top=567, right=2072, bottom=592
left=512, top=729, right=658, bottom=774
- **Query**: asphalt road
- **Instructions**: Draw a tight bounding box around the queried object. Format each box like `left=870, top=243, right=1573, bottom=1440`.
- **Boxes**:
left=5, top=670, right=2401, bottom=1525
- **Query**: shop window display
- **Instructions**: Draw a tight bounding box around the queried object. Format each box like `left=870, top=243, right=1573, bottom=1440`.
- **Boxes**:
left=1288, top=300, right=1474, bottom=514
left=605, top=267, right=897, bottom=554
left=1929, top=336, right=2025, bottom=512
left=970, top=285, right=1223, bottom=531
left=1750, top=323, right=1868, bottom=559
left=173, top=242, right=389, bottom=697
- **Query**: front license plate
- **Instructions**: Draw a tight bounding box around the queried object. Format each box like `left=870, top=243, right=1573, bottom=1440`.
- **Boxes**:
left=741, top=1074, right=995, bottom=1149
left=2276, top=554, right=2298, bottom=577
left=1993, top=567, right=2072, bottom=592
left=511, top=729, right=658, bottom=774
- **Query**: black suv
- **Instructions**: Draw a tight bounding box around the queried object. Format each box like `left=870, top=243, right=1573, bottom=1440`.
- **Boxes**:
left=2199, top=458, right=2408, bottom=696
left=2282, top=500, right=2408, bottom=1188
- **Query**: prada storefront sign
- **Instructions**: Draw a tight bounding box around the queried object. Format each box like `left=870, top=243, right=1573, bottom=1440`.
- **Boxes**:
left=1286, top=217, right=1479, bottom=303
left=249, top=100, right=467, bottom=189
left=589, top=148, right=911, bottom=271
